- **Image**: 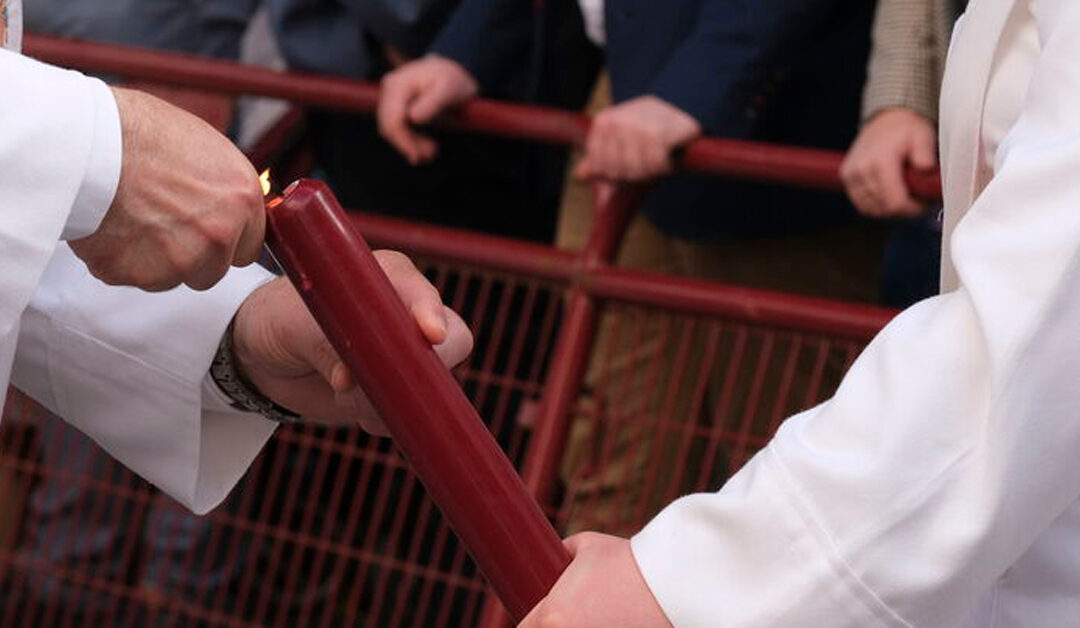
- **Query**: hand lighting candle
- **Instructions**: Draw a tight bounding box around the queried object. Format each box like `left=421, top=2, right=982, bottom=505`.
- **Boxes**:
left=263, top=179, right=570, bottom=622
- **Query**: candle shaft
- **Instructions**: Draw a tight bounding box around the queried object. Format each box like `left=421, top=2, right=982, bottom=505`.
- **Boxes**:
left=265, top=180, right=570, bottom=621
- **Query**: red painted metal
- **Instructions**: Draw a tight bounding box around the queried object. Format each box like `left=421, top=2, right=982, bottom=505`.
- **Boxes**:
left=521, top=184, right=643, bottom=504
left=24, top=34, right=942, bottom=200
left=352, top=212, right=578, bottom=283
left=474, top=183, right=647, bottom=628
left=263, top=179, right=570, bottom=622
left=680, top=138, right=942, bottom=201
left=350, top=211, right=895, bottom=340
left=584, top=266, right=894, bottom=341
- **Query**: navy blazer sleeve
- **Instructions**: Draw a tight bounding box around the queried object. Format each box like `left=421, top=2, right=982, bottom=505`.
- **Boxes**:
left=264, top=0, right=373, bottom=78
left=350, top=0, right=459, bottom=58
left=648, top=0, right=835, bottom=135
left=195, top=0, right=262, bottom=60
left=429, top=0, right=532, bottom=90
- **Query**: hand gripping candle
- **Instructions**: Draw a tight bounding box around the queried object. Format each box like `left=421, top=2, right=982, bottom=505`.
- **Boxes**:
left=264, top=179, right=570, bottom=622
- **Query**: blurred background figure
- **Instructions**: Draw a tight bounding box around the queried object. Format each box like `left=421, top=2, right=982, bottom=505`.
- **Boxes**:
left=26, top=0, right=259, bottom=129
left=378, top=0, right=882, bottom=535
left=262, top=0, right=591, bottom=242
left=841, top=0, right=966, bottom=307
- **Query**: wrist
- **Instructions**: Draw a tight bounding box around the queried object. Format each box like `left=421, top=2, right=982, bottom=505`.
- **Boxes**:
left=210, top=318, right=301, bottom=423
left=866, top=106, right=934, bottom=126
left=642, top=95, right=703, bottom=147
left=229, top=290, right=276, bottom=398
left=424, top=53, right=479, bottom=96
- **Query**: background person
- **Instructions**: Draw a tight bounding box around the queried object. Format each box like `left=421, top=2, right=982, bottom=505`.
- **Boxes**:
left=378, top=0, right=881, bottom=535
left=841, top=0, right=967, bottom=307
left=262, top=0, right=590, bottom=242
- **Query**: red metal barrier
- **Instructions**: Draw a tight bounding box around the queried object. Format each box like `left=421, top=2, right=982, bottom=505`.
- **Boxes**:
left=351, top=212, right=893, bottom=342
left=1, top=34, right=914, bottom=628
left=23, top=34, right=942, bottom=201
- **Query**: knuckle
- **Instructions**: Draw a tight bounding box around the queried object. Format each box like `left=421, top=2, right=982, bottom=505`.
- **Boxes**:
left=382, top=71, right=403, bottom=89
left=90, top=265, right=123, bottom=287
left=186, top=267, right=227, bottom=292
left=82, top=254, right=123, bottom=286
left=593, top=113, right=614, bottom=131
left=167, top=252, right=200, bottom=280
left=845, top=165, right=866, bottom=183
left=145, top=278, right=182, bottom=293
left=570, top=531, right=600, bottom=548
left=197, top=216, right=240, bottom=251
left=643, top=126, right=664, bottom=145
left=375, top=249, right=413, bottom=271
left=235, top=179, right=265, bottom=212
left=536, top=608, right=570, bottom=628
left=128, top=266, right=171, bottom=292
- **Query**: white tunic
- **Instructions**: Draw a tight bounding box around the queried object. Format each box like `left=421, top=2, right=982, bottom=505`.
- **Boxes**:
left=631, top=0, right=1080, bottom=625
left=576, top=0, right=605, bottom=47
left=1, top=6, right=276, bottom=514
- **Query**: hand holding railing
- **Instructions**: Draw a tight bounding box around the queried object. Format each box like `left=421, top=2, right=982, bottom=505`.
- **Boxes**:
left=24, top=34, right=942, bottom=201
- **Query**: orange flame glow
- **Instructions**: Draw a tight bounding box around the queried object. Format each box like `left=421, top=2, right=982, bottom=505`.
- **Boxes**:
left=259, top=170, right=272, bottom=197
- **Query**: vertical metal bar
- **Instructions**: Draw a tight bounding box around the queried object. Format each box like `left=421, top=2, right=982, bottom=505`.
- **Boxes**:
left=477, top=183, right=644, bottom=628
left=520, top=183, right=643, bottom=504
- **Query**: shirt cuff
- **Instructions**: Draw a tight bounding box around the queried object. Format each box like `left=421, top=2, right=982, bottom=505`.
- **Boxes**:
left=62, top=77, right=122, bottom=241
left=203, top=370, right=240, bottom=414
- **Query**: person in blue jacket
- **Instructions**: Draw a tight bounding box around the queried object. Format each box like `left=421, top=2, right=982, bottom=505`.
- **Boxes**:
left=378, top=0, right=882, bottom=537
left=382, top=0, right=877, bottom=241
left=264, top=0, right=598, bottom=242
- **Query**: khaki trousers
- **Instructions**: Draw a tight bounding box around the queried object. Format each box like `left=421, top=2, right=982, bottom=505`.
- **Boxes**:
left=555, top=124, right=885, bottom=535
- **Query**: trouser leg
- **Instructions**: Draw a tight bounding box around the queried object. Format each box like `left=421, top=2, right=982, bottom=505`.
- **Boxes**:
left=559, top=214, right=886, bottom=535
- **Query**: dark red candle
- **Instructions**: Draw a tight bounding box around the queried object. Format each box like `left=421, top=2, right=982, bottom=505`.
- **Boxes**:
left=264, top=179, right=570, bottom=621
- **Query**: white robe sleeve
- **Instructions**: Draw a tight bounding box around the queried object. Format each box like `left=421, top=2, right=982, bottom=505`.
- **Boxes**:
left=12, top=245, right=278, bottom=515
left=0, top=48, right=118, bottom=343
left=631, top=2, right=1080, bottom=626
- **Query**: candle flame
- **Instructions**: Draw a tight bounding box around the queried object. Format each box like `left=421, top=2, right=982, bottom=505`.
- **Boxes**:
left=259, top=170, right=272, bottom=197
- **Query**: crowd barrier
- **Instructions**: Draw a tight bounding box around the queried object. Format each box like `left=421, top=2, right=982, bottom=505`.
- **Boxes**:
left=0, top=35, right=943, bottom=628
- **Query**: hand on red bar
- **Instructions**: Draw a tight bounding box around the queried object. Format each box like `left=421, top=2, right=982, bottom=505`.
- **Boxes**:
left=70, top=87, right=265, bottom=292
left=230, top=252, right=473, bottom=433
left=519, top=533, right=672, bottom=628
left=840, top=107, right=938, bottom=218
left=574, top=96, right=702, bottom=182
left=377, top=55, right=479, bottom=165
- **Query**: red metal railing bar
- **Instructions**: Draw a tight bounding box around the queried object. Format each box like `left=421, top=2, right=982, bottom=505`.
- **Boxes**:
left=519, top=184, right=643, bottom=503
left=474, top=184, right=644, bottom=627
left=353, top=213, right=578, bottom=283
left=352, top=212, right=895, bottom=340
left=583, top=266, right=894, bottom=341
left=23, top=34, right=941, bottom=199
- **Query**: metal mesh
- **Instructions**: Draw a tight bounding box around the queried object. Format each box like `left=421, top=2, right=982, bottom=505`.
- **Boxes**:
left=551, top=301, right=862, bottom=536
left=0, top=255, right=870, bottom=627
left=0, top=260, right=564, bottom=628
